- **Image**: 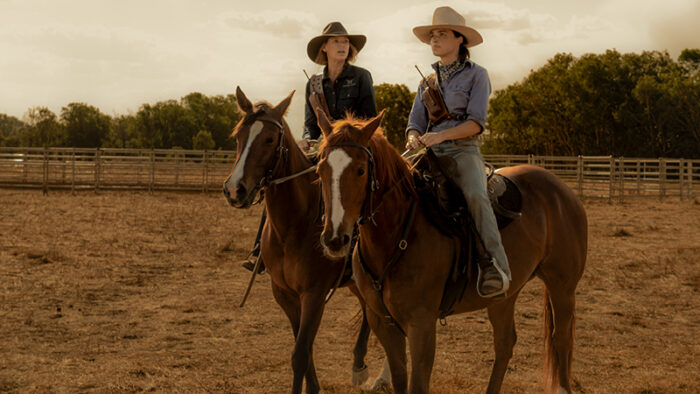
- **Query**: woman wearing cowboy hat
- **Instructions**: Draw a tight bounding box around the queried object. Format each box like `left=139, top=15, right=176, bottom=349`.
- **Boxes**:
left=298, top=22, right=377, bottom=151
left=405, top=6, right=511, bottom=298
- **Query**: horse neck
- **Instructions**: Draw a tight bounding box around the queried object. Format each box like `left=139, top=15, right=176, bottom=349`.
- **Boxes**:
left=263, top=125, right=319, bottom=230
left=359, top=147, right=415, bottom=262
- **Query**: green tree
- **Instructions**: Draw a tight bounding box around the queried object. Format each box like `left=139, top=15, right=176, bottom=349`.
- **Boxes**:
left=0, top=114, right=25, bottom=147
left=21, top=107, right=64, bottom=147
left=374, top=83, right=415, bottom=150
left=105, top=114, right=140, bottom=148
left=192, top=130, right=216, bottom=150
left=61, top=103, right=112, bottom=148
left=485, top=49, right=700, bottom=158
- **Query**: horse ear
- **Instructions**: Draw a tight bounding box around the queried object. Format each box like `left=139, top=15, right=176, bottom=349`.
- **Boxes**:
left=273, top=90, right=295, bottom=117
left=316, top=108, right=333, bottom=138
left=235, top=86, right=253, bottom=114
left=358, top=110, right=386, bottom=145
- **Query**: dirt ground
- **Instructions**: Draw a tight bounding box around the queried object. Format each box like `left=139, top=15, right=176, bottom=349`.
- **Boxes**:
left=1, top=189, right=698, bottom=393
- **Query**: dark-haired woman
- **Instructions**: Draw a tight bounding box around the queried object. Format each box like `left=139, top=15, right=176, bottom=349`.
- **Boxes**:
left=405, top=6, right=510, bottom=298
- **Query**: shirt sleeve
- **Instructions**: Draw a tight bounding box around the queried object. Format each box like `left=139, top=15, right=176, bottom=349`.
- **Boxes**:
left=357, top=69, right=377, bottom=118
left=465, top=67, right=491, bottom=133
left=406, top=80, right=429, bottom=136
left=303, top=79, right=321, bottom=140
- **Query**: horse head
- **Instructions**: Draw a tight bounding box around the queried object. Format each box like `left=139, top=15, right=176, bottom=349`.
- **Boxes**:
left=223, top=86, right=294, bottom=208
left=315, top=110, right=389, bottom=258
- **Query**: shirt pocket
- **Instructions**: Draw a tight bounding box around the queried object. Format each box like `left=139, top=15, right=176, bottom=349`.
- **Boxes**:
left=339, top=83, right=359, bottom=101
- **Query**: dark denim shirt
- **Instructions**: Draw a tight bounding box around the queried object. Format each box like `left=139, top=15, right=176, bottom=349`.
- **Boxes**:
left=303, top=64, right=377, bottom=140
left=406, top=58, right=491, bottom=138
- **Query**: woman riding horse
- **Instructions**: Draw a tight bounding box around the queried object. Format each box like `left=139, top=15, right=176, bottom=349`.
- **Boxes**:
left=242, top=21, right=377, bottom=273
left=405, top=6, right=510, bottom=298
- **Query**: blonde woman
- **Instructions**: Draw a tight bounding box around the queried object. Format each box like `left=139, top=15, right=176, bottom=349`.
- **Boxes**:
left=298, top=22, right=377, bottom=151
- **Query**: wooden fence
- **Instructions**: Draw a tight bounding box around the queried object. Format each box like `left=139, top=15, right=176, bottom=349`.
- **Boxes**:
left=0, top=147, right=698, bottom=200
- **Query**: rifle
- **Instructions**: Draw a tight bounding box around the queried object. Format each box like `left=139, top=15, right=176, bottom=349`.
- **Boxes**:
left=304, top=69, right=332, bottom=124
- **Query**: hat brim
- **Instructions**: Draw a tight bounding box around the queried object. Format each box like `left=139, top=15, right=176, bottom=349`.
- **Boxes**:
left=307, top=34, right=367, bottom=64
left=412, top=25, right=483, bottom=48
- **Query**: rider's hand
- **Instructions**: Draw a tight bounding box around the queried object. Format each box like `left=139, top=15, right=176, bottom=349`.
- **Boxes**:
left=419, top=132, right=445, bottom=148
left=405, top=130, right=422, bottom=150
left=297, top=138, right=311, bottom=152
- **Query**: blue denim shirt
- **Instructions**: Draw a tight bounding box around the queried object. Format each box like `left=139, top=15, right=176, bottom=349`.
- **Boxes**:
left=406, top=59, right=491, bottom=138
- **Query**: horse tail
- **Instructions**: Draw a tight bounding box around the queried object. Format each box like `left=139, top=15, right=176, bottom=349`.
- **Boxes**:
left=543, top=288, right=557, bottom=393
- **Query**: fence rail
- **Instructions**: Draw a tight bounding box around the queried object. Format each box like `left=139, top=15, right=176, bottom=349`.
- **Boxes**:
left=1, top=147, right=698, bottom=200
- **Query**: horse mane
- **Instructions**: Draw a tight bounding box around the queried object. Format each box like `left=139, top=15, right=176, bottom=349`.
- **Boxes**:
left=320, top=115, right=416, bottom=198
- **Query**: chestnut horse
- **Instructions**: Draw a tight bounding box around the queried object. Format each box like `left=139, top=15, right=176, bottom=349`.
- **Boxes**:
left=222, top=88, right=375, bottom=394
left=314, top=111, right=587, bottom=394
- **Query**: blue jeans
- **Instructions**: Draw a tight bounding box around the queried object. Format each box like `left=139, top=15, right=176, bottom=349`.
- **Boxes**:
left=431, top=139, right=511, bottom=280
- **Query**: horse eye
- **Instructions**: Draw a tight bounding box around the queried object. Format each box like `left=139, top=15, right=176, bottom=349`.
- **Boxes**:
left=265, top=137, right=274, bottom=144
left=357, top=168, right=365, bottom=176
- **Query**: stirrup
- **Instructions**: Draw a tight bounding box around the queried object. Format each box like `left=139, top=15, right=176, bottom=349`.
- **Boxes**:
left=476, top=258, right=509, bottom=298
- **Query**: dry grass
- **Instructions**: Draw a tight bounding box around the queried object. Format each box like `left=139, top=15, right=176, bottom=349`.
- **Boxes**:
left=1, top=190, right=698, bottom=393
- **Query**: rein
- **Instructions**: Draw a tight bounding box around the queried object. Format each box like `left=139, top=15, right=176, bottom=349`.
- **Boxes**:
left=248, top=114, right=317, bottom=203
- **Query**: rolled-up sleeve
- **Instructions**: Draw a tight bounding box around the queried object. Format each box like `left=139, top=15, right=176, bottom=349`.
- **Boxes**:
left=406, top=81, right=429, bottom=136
left=465, top=67, right=491, bottom=133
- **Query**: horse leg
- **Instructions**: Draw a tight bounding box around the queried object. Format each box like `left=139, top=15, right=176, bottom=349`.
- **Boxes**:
left=366, top=308, right=408, bottom=394
left=406, top=317, right=437, bottom=394
left=271, top=284, right=306, bottom=392
left=540, top=278, right=577, bottom=394
left=291, top=293, right=325, bottom=394
left=351, top=307, right=372, bottom=386
left=485, top=292, right=520, bottom=394
left=348, top=285, right=371, bottom=386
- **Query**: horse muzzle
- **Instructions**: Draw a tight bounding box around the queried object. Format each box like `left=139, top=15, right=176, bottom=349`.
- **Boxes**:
left=223, top=182, right=257, bottom=209
left=320, top=229, right=351, bottom=259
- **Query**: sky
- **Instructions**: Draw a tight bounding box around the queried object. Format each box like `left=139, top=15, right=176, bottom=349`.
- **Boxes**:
left=1, top=0, right=699, bottom=137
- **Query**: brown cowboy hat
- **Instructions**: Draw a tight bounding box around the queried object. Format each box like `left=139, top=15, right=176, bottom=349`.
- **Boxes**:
left=413, top=6, right=483, bottom=48
left=306, top=22, right=367, bottom=64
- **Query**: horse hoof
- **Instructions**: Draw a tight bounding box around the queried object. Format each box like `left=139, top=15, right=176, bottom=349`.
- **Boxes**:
left=352, top=365, right=369, bottom=386
left=362, top=376, right=390, bottom=393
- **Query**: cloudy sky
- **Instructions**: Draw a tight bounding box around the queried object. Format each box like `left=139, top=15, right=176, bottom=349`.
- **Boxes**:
left=1, top=0, right=698, bottom=137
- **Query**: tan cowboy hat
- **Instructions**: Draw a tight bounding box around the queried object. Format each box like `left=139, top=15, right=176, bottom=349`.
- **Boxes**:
left=413, top=6, right=483, bottom=48
left=306, top=22, right=367, bottom=64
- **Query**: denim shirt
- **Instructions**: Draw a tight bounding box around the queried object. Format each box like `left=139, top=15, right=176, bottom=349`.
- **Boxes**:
left=303, top=64, right=377, bottom=140
left=406, top=59, right=491, bottom=138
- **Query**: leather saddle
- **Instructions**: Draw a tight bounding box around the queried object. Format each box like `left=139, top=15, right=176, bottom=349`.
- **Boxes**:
left=411, top=149, right=522, bottom=318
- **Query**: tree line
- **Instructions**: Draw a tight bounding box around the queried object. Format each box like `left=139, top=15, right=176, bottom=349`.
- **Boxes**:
left=1, top=49, right=698, bottom=158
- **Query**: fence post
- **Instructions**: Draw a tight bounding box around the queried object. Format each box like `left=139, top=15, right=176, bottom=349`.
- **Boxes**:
left=202, top=150, right=209, bottom=193
left=149, top=149, right=154, bottom=193
left=71, top=148, right=76, bottom=195
left=608, top=156, right=614, bottom=203
left=659, top=158, right=666, bottom=201
left=679, top=158, right=684, bottom=201
left=577, top=155, right=583, bottom=197
left=528, top=154, right=534, bottom=165
left=618, top=157, right=625, bottom=203
left=42, top=147, right=48, bottom=195
left=94, top=149, right=101, bottom=193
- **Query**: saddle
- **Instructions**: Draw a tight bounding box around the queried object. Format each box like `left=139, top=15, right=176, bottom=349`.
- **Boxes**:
left=411, top=150, right=522, bottom=318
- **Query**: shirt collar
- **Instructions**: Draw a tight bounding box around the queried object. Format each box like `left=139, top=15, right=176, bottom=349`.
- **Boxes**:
left=323, top=64, right=353, bottom=81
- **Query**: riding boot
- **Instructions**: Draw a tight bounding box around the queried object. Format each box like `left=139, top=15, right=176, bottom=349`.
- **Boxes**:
left=477, top=257, right=509, bottom=298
